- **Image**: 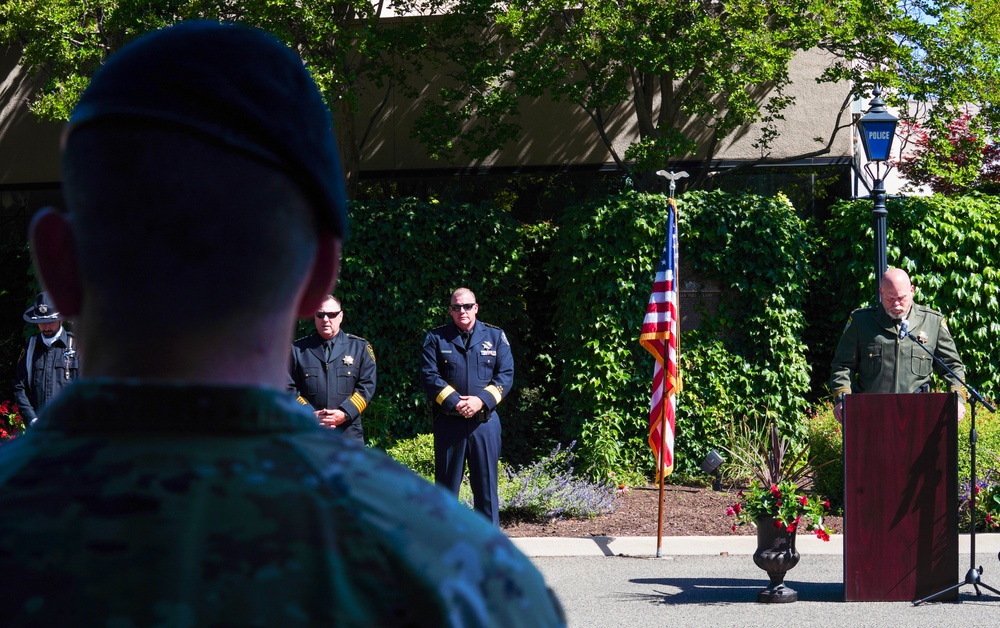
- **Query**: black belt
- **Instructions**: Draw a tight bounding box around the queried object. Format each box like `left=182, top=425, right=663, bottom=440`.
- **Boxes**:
left=441, top=410, right=490, bottom=423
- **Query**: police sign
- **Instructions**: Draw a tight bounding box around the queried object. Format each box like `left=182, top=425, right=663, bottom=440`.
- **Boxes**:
left=857, top=91, right=898, bottom=162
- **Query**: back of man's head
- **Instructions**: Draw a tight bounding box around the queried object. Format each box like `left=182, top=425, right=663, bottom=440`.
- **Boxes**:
left=40, top=21, right=346, bottom=351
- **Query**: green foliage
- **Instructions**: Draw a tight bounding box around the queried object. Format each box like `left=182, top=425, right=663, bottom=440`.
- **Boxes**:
left=958, top=407, right=1000, bottom=488
left=551, top=189, right=814, bottom=481
left=384, top=432, right=436, bottom=481
left=338, top=197, right=556, bottom=458
left=820, top=194, right=1000, bottom=401
left=727, top=478, right=834, bottom=541
left=806, top=403, right=844, bottom=510
left=823, top=2, right=1000, bottom=137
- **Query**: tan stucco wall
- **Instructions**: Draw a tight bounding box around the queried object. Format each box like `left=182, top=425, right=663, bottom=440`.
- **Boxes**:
left=357, top=47, right=854, bottom=171
left=1, top=44, right=853, bottom=187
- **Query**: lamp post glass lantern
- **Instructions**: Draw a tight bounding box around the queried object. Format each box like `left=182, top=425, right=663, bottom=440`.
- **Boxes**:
left=857, top=87, right=899, bottom=299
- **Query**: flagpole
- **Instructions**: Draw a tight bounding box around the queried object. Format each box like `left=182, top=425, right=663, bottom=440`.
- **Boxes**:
left=656, top=341, right=669, bottom=557
left=653, top=172, right=685, bottom=558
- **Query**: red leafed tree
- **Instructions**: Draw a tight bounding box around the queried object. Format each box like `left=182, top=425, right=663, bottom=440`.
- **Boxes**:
left=896, top=111, right=1000, bottom=196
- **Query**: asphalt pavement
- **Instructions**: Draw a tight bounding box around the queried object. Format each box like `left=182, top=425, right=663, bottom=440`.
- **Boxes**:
left=509, top=534, right=1000, bottom=627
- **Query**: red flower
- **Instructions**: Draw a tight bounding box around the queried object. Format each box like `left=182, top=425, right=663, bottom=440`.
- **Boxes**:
left=726, top=506, right=735, bottom=517
left=975, top=485, right=982, bottom=495
left=814, top=528, right=830, bottom=542
left=823, top=500, right=831, bottom=510
left=786, top=522, right=797, bottom=533
left=774, top=519, right=784, bottom=529
left=798, top=495, right=809, bottom=506
left=0, top=401, right=8, bottom=413
left=770, top=484, right=781, bottom=497
left=733, top=503, right=741, bottom=515
left=737, top=490, right=744, bottom=498
left=731, top=524, right=737, bottom=532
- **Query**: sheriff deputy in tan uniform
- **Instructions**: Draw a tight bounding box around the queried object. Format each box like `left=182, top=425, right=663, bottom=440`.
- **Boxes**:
left=830, top=268, right=966, bottom=422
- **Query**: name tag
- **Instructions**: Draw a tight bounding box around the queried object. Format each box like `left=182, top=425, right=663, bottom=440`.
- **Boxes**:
left=441, top=349, right=452, bottom=354
left=481, top=350, right=497, bottom=356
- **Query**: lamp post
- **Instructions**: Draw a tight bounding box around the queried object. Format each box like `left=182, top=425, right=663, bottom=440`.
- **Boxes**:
left=856, top=87, right=899, bottom=299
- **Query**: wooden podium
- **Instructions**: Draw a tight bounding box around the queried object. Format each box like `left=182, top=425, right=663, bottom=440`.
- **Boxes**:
left=843, top=393, right=958, bottom=602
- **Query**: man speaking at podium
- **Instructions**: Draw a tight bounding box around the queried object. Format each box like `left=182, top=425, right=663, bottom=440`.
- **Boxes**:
left=830, top=268, right=967, bottom=423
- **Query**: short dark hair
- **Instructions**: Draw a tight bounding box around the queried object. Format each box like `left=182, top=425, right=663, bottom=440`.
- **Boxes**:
left=62, top=123, right=319, bottom=333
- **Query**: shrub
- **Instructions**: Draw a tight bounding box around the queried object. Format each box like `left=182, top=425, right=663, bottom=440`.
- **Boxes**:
left=384, top=432, right=435, bottom=482
left=499, top=442, right=619, bottom=521
left=958, top=406, right=1000, bottom=532
left=806, top=402, right=844, bottom=510
left=551, top=189, right=814, bottom=481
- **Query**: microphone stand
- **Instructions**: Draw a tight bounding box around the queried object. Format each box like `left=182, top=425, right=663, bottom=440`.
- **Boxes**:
left=906, top=328, right=999, bottom=605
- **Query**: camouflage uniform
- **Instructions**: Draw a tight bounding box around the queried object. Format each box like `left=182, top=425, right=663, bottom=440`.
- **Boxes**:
left=829, top=302, right=966, bottom=399
left=0, top=381, right=564, bottom=626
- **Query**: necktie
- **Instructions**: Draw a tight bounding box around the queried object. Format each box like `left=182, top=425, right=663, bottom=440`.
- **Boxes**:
left=324, top=341, right=332, bottom=362
left=461, top=332, right=471, bottom=350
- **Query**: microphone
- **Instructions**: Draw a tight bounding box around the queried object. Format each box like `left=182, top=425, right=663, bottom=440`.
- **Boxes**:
left=899, top=319, right=909, bottom=340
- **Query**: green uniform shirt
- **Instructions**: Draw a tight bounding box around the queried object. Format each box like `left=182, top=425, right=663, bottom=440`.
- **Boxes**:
left=829, top=302, right=966, bottom=399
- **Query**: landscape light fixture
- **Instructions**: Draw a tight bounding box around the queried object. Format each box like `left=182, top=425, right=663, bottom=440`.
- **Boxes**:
left=701, top=449, right=725, bottom=491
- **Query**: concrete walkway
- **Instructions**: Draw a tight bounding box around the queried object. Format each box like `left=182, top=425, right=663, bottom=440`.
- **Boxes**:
left=510, top=535, right=1000, bottom=627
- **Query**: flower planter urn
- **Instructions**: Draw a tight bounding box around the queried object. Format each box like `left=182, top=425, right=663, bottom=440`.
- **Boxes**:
left=753, top=516, right=800, bottom=603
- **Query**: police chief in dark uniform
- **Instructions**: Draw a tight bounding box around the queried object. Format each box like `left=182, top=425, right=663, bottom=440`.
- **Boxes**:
left=420, top=288, right=513, bottom=526
left=288, top=296, right=376, bottom=443
left=830, top=268, right=966, bottom=422
left=14, top=292, right=79, bottom=425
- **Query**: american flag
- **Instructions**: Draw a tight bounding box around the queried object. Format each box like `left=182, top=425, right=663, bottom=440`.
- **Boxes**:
left=639, top=200, right=679, bottom=482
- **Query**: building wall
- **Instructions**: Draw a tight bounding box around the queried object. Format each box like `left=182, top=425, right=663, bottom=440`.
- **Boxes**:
left=1, top=44, right=854, bottom=188
left=355, top=47, right=855, bottom=172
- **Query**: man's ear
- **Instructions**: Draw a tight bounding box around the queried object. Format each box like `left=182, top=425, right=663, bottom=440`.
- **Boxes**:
left=29, top=207, right=82, bottom=317
left=296, top=235, right=340, bottom=319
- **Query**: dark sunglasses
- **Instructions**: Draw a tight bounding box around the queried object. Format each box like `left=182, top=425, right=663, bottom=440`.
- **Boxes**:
left=315, top=311, right=342, bottom=319
left=450, top=303, right=476, bottom=312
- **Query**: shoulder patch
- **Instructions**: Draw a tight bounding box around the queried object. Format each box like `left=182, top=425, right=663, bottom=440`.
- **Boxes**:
left=367, top=344, right=376, bottom=362
left=482, top=322, right=502, bottom=330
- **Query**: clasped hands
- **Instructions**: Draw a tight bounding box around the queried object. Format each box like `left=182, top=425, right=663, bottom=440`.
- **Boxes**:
left=316, top=408, right=348, bottom=429
left=455, top=395, right=484, bottom=419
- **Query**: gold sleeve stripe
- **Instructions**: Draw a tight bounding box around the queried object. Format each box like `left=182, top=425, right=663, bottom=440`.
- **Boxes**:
left=485, top=385, right=502, bottom=405
left=296, top=395, right=310, bottom=406
left=436, top=386, right=458, bottom=405
left=349, top=392, right=368, bottom=413
left=832, top=388, right=851, bottom=398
